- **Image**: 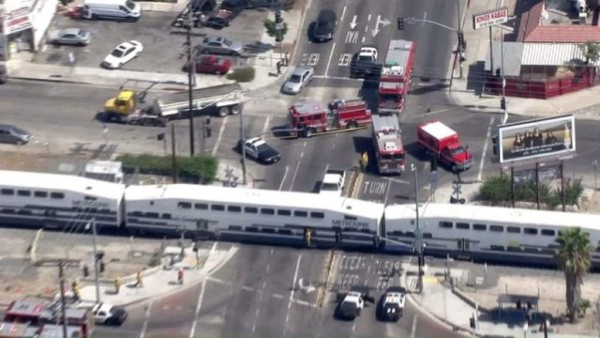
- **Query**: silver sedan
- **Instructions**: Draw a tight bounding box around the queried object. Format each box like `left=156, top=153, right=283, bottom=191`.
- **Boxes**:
left=281, top=66, right=314, bottom=94
left=48, top=28, right=91, bottom=46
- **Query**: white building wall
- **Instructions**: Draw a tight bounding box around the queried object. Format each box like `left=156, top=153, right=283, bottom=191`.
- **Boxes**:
left=29, top=0, right=57, bottom=51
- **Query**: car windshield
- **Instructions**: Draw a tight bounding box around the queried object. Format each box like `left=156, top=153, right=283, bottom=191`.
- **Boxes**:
left=125, top=0, right=135, bottom=10
left=111, top=49, right=124, bottom=57
left=256, top=143, right=270, bottom=152
left=222, top=38, right=233, bottom=47
left=450, top=146, right=466, bottom=155
left=289, top=75, right=302, bottom=83
left=358, top=55, right=373, bottom=61
left=321, top=183, right=339, bottom=191
left=78, top=30, right=87, bottom=37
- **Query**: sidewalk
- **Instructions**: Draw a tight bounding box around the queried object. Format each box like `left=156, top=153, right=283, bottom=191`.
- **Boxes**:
left=401, top=262, right=596, bottom=338
left=77, top=244, right=237, bottom=307
left=449, top=0, right=600, bottom=121
left=4, top=6, right=304, bottom=93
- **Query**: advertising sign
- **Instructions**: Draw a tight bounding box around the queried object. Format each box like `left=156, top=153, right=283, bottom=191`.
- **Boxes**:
left=513, top=165, right=562, bottom=185
left=498, top=115, right=576, bottom=164
left=3, top=7, right=32, bottom=35
left=472, top=7, right=509, bottom=30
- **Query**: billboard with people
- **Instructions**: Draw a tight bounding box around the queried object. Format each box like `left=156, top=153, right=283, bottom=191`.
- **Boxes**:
left=498, top=115, right=575, bottom=163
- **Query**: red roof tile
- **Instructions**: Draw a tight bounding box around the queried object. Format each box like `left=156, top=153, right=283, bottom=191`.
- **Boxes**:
left=525, top=25, right=600, bottom=43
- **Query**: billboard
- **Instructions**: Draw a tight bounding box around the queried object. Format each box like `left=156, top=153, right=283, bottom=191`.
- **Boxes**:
left=472, top=7, right=509, bottom=30
left=498, top=115, right=575, bottom=163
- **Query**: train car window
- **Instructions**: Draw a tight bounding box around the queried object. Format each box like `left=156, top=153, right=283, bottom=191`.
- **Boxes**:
left=229, top=225, right=243, bottom=231
left=84, top=196, right=97, bottom=201
left=0, top=189, right=14, bottom=195
left=507, top=226, right=520, bottom=233
left=50, top=192, right=64, bottom=199
left=131, top=211, right=143, bottom=216
left=423, top=232, right=433, bottom=239
left=17, top=190, right=31, bottom=196
left=244, top=207, right=258, bottom=214
left=261, top=208, right=275, bottom=215
left=294, top=210, right=308, bottom=217
left=439, top=221, right=453, bottom=229
left=524, top=228, right=538, bottom=235
left=34, top=191, right=48, bottom=198
left=194, top=203, right=209, bottom=210
left=277, top=209, right=291, bottom=216
left=310, top=212, right=325, bottom=219
left=507, top=246, right=521, bottom=252
left=456, top=223, right=470, bottom=230
left=541, top=229, right=555, bottom=236
left=162, top=213, right=172, bottom=219
left=523, top=247, right=539, bottom=253
left=145, top=212, right=159, bottom=218
left=344, top=215, right=357, bottom=220
left=473, top=224, right=487, bottom=231
left=211, top=204, right=225, bottom=211
left=178, top=202, right=192, bottom=209
left=403, top=231, right=415, bottom=238
left=228, top=205, right=242, bottom=213
left=490, top=245, right=504, bottom=251
left=490, top=225, right=503, bottom=232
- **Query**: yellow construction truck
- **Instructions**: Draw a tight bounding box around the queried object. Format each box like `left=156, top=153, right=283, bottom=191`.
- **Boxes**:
left=103, top=83, right=243, bottom=126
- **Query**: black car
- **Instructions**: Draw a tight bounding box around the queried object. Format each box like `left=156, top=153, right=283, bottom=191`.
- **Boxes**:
left=205, top=16, right=230, bottom=29
left=313, top=9, right=337, bottom=42
left=238, top=137, right=281, bottom=164
left=108, top=307, right=128, bottom=325
left=0, top=124, right=31, bottom=145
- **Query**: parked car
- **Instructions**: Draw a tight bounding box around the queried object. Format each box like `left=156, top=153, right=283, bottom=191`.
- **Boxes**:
left=48, top=28, right=92, bottom=46
left=281, top=66, right=314, bottom=94
left=238, top=137, right=281, bottom=164
left=0, top=124, right=31, bottom=145
left=313, top=9, right=337, bottom=42
left=198, top=36, right=244, bottom=56
left=0, top=64, right=6, bottom=84
left=101, top=40, right=143, bottom=69
left=183, top=55, right=232, bottom=75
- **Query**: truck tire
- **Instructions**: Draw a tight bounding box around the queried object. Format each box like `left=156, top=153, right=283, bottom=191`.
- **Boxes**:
left=217, top=106, right=229, bottom=117
left=229, top=105, right=240, bottom=115
left=304, top=128, right=315, bottom=138
left=347, top=121, right=358, bottom=129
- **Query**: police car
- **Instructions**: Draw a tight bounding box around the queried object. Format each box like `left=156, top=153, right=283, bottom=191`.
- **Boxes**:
left=334, top=287, right=374, bottom=321
left=238, top=137, right=281, bottom=164
left=377, top=287, right=406, bottom=322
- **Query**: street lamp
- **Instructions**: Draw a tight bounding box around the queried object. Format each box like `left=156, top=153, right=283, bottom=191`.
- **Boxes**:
left=411, top=163, right=423, bottom=293
left=84, top=219, right=101, bottom=304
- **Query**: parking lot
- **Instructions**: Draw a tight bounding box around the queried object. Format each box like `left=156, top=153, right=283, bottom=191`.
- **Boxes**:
left=34, top=9, right=272, bottom=73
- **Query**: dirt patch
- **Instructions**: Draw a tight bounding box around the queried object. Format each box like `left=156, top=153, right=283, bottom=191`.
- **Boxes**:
left=0, top=150, right=93, bottom=173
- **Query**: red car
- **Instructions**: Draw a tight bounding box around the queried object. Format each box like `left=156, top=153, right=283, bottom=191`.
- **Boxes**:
left=183, top=56, right=232, bottom=75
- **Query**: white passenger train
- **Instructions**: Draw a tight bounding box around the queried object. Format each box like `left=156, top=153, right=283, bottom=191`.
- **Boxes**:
left=1, top=169, right=599, bottom=268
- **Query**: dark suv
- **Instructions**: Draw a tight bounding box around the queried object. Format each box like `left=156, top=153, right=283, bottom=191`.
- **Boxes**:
left=313, top=9, right=337, bottom=42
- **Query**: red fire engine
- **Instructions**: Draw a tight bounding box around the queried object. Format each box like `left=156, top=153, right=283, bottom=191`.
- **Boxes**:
left=378, top=40, right=416, bottom=114
left=371, top=114, right=406, bottom=174
left=288, top=99, right=372, bottom=138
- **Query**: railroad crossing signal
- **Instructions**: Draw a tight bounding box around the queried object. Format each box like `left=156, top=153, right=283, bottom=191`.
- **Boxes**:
left=452, top=181, right=462, bottom=198
left=397, top=17, right=404, bottom=30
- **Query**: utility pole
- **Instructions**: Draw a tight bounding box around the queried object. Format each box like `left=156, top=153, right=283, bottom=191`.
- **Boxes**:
left=456, top=0, right=464, bottom=79
left=171, top=123, right=178, bottom=183
left=412, top=164, right=423, bottom=294
left=239, top=110, right=247, bottom=186
left=186, top=7, right=195, bottom=157
left=89, top=219, right=101, bottom=304
left=58, top=261, right=68, bottom=338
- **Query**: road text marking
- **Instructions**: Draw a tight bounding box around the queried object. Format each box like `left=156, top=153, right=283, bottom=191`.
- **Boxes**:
left=139, top=300, right=153, bottom=338
left=478, top=117, right=495, bottom=181
left=188, top=280, right=207, bottom=338
left=338, top=53, right=352, bottom=66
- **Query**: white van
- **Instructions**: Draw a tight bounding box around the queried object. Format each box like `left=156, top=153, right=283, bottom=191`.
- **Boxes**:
left=82, top=0, right=141, bottom=21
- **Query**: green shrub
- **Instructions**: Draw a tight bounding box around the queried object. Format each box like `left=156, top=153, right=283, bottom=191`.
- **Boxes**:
left=117, top=153, right=218, bottom=184
left=226, top=67, right=255, bottom=82
left=479, top=175, right=511, bottom=205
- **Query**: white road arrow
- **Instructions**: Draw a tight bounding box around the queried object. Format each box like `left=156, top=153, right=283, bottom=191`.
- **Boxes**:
left=380, top=18, right=390, bottom=27
left=298, top=278, right=316, bottom=294
left=371, top=15, right=381, bottom=37
left=350, top=15, right=358, bottom=29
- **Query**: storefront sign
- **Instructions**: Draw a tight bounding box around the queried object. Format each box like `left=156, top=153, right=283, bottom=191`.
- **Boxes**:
left=473, top=7, right=509, bottom=30
left=4, top=7, right=32, bottom=35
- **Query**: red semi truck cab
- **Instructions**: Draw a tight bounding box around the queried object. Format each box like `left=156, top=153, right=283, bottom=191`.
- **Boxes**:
left=417, top=121, right=473, bottom=172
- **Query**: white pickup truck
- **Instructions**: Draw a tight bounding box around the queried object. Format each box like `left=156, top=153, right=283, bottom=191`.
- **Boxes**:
left=319, top=169, right=346, bottom=197
left=78, top=302, right=128, bottom=326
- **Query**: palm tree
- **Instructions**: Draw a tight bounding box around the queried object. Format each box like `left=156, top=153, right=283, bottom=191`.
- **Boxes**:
left=554, top=227, right=593, bottom=323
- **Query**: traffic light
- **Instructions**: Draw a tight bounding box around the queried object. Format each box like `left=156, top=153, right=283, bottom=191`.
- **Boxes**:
left=417, top=253, right=424, bottom=267
left=469, top=316, right=476, bottom=329
left=492, top=136, right=498, bottom=156
left=82, top=265, right=89, bottom=278
left=430, top=156, right=438, bottom=172
left=397, top=17, right=404, bottom=30
left=458, top=31, right=465, bottom=51
left=206, top=127, right=212, bottom=138
left=100, top=261, right=105, bottom=273
left=157, top=132, right=165, bottom=141
left=275, top=10, right=283, bottom=23
left=500, top=97, right=507, bottom=110
left=516, top=300, right=522, bottom=310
